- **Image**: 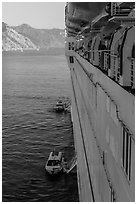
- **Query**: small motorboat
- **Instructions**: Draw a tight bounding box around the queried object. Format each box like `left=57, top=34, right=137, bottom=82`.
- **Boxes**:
left=53, top=100, right=66, bottom=112
left=45, top=151, right=65, bottom=175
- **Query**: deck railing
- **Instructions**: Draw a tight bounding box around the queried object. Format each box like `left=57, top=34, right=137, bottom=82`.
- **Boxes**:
left=104, top=52, right=120, bottom=81
left=111, top=3, right=131, bottom=16
left=75, top=49, right=135, bottom=91
left=129, top=57, right=135, bottom=89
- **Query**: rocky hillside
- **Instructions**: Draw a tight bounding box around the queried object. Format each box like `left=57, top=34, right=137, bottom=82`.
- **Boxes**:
left=2, top=22, right=38, bottom=51
left=2, top=22, right=65, bottom=52
left=13, top=24, right=65, bottom=49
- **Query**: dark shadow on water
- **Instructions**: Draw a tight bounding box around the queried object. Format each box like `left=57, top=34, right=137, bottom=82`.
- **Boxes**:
left=45, top=170, right=77, bottom=182
left=45, top=171, right=63, bottom=182
left=48, top=108, right=70, bottom=114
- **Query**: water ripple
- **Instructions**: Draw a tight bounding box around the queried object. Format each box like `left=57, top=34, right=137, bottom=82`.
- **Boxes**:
left=2, top=54, right=78, bottom=202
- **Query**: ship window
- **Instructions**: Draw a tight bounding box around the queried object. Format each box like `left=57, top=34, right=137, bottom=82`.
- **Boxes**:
left=122, top=125, right=132, bottom=181
left=68, top=42, right=71, bottom=50
left=111, top=186, right=116, bottom=202
left=70, top=56, right=74, bottom=63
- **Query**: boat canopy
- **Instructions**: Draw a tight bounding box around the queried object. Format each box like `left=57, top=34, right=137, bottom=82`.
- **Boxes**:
left=48, top=151, right=63, bottom=161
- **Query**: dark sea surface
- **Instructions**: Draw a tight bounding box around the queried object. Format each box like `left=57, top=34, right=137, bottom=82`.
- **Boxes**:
left=2, top=53, right=79, bottom=202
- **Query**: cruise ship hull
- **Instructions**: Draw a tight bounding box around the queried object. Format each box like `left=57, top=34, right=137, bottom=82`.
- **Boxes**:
left=66, top=50, right=135, bottom=202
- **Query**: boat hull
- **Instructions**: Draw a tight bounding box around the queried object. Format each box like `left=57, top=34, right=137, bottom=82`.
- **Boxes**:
left=54, top=107, right=64, bottom=112
left=45, top=168, right=63, bottom=175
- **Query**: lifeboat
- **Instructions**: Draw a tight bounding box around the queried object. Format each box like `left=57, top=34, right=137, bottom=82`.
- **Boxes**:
left=53, top=100, right=66, bottom=112
left=45, top=151, right=64, bottom=175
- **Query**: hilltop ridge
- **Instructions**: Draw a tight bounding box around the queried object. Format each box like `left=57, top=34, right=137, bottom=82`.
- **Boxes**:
left=2, top=22, right=65, bottom=52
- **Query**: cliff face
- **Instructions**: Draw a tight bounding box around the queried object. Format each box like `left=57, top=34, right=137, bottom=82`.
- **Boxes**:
left=2, top=22, right=65, bottom=52
left=13, top=24, right=65, bottom=49
left=2, top=22, right=38, bottom=51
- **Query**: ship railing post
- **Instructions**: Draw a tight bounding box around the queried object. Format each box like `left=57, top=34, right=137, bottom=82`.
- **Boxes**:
left=128, top=57, right=135, bottom=89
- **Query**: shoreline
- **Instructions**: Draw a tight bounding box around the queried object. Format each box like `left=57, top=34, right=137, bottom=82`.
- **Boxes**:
left=2, top=47, right=65, bottom=57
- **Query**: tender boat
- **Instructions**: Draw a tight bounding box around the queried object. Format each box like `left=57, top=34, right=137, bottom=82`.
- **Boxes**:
left=53, top=100, right=66, bottom=112
left=45, top=151, right=64, bottom=175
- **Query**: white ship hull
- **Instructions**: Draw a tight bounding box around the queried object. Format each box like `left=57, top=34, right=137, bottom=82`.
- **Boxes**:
left=66, top=51, right=135, bottom=201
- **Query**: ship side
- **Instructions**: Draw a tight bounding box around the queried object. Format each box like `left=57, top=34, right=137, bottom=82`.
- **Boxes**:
left=65, top=2, right=135, bottom=202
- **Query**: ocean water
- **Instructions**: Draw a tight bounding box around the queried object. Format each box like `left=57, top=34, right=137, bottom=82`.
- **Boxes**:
left=2, top=53, right=79, bottom=202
